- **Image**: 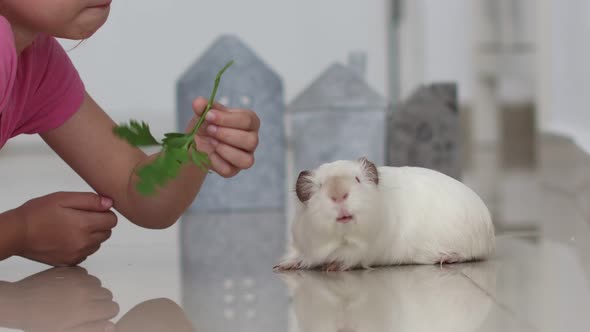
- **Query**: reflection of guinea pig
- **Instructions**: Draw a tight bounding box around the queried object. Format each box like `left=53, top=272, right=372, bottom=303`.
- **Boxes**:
left=278, top=263, right=497, bottom=332
left=275, top=157, right=495, bottom=271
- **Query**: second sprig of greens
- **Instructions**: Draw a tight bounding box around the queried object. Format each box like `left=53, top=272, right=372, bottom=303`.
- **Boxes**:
left=112, top=60, right=234, bottom=195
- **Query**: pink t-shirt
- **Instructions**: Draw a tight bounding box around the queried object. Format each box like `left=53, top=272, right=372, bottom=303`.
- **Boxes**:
left=0, top=15, right=85, bottom=149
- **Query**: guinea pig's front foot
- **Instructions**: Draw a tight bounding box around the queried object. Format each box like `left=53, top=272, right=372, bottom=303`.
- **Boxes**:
left=323, top=262, right=348, bottom=272
left=273, top=261, right=303, bottom=272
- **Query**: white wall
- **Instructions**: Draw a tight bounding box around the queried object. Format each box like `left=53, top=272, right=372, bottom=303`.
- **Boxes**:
left=422, top=0, right=472, bottom=102
left=58, top=0, right=388, bottom=127
left=541, top=0, right=590, bottom=153
left=398, top=0, right=473, bottom=103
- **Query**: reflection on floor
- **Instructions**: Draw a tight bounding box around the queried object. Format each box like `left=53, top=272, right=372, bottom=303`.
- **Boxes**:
left=0, top=132, right=588, bottom=331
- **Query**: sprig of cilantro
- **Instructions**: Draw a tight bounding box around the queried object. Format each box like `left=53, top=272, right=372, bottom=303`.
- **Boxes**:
left=113, top=60, right=234, bottom=195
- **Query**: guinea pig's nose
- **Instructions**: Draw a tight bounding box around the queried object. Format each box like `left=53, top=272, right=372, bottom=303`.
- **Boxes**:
left=331, top=193, right=349, bottom=202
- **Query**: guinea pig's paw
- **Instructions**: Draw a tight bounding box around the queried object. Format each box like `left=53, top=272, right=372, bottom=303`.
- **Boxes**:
left=273, top=260, right=303, bottom=272
left=361, top=263, right=375, bottom=271
left=323, top=262, right=348, bottom=272
left=437, top=252, right=462, bottom=267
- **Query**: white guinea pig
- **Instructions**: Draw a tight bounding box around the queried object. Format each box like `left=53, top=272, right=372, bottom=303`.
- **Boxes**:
left=274, top=157, right=495, bottom=271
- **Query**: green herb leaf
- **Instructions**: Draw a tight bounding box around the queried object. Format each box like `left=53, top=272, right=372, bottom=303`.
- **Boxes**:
left=135, top=146, right=187, bottom=195
left=162, top=135, right=192, bottom=148
left=113, top=120, right=160, bottom=146
left=190, top=148, right=211, bottom=172
left=113, top=60, right=234, bottom=195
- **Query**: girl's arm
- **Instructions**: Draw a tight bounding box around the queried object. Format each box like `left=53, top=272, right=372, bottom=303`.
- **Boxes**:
left=0, top=209, right=24, bottom=261
left=40, top=92, right=258, bottom=229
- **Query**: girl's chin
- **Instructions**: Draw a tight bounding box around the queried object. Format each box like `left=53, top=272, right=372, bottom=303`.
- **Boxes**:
left=56, top=28, right=99, bottom=41
left=65, top=16, right=109, bottom=39
left=76, top=8, right=109, bottom=34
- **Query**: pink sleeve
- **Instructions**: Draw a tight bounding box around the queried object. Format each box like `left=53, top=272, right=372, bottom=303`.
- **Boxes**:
left=0, top=16, right=17, bottom=112
left=17, top=34, right=85, bottom=134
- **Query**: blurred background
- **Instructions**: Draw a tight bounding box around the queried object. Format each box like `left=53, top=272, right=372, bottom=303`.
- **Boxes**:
left=4, top=0, right=588, bottom=159
left=1, top=0, right=590, bottom=328
left=1, top=0, right=586, bottom=152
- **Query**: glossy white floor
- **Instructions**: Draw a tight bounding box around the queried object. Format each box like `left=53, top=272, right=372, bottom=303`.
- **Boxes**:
left=0, top=132, right=588, bottom=331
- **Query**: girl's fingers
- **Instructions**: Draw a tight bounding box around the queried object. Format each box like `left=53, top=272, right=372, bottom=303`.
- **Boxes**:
left=195, top=120, right=212, bottom=136
left=89, top=230, right=112, bottom=244
left=192, top=97, right=229, bottom=116
left=206, top=108, right=260, bottom=131
left=190, top=97, right=259, bottom=178
left=192, top=97, right=209, bottom=116
left=209, top=152, right=238, bottom=178
left=206, top=126, right=258, bottom=152
left=211, top=101, right=229, bottom=112
left=193, top=136, right=215, bottom=154
left=213, top=142, right=255, bottom=170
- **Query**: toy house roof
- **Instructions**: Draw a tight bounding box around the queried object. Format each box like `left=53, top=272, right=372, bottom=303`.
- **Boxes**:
left=177, top=35, right=282, bottom=91
left=288, top=63, right=387, bottom=112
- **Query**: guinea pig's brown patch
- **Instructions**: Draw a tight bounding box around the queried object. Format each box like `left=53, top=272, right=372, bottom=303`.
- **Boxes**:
left=296, top=170, right=314, bottom=203
left=358, top=157, right=379, bottom=185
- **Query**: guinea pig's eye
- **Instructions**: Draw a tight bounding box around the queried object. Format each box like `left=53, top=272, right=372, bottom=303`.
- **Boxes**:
left=355, top=176, right=360, bottom=183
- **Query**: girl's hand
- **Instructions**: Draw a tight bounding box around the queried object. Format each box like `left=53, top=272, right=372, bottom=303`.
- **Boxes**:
left=188, top=97, right=260, bottom=178
left=15, top=192, right=118, bottom=267
left=2, top=267, right=119, bottom=332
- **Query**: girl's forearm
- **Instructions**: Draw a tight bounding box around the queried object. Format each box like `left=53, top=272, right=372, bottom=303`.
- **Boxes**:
left=124, top=152, right=208, bottom=229
left=0, top=209, right=25, bottom=261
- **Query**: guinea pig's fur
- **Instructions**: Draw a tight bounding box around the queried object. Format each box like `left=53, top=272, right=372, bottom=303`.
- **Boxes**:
left=275, top=157, right=495, bottom=271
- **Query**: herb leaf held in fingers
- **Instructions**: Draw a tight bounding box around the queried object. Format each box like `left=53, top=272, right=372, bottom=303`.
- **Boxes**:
left=112, top=60, right=234, bottom=195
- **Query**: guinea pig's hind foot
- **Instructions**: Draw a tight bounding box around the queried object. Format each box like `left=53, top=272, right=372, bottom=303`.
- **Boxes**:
left=437, top=252, right=461, bottom=268
left=323, top=262, right=349, bottom=272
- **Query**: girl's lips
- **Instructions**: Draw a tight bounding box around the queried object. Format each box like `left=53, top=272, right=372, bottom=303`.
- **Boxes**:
left=89, top=0, right=112, bottom=8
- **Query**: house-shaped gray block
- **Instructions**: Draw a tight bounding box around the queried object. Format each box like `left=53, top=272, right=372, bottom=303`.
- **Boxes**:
left=181, top=211, right=288, bottom=330
left=288, top=62, right=388, bottom=173
left=386, top=83, right=462, bottom=180
left=176, top=35, right=285, bottom=212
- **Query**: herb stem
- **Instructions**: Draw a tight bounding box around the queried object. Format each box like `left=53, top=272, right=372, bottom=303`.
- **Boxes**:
left=189, top=60, right=234, bottom=138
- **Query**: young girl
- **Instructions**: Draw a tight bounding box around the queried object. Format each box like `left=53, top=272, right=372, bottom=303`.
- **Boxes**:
left=0, top=1, right=260, bottom=266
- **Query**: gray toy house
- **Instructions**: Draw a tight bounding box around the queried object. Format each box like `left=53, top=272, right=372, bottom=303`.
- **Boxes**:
left=176, top=35, right=286, bottom=212
left=386, top=83, right=462, bottom=180
left=288, top=61, right=388, bottom=173
left=177, top=36, right=289, bottom=330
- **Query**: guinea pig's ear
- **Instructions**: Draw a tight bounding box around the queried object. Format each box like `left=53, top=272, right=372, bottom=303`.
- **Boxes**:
left=296, top=170, right=314, bottom=203
left=358, top=157, right=379, bottom=185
